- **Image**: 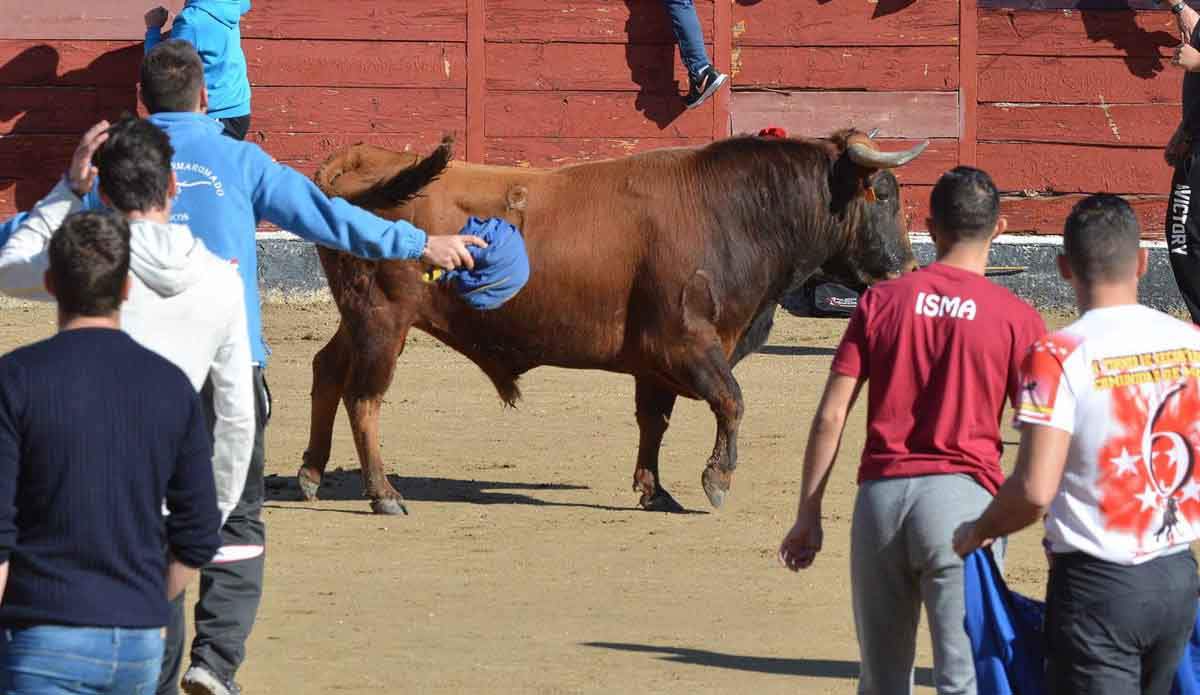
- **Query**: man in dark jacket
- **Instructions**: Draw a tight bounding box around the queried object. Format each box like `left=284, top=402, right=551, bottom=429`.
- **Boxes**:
left=0, top=210, right=221, bottom=694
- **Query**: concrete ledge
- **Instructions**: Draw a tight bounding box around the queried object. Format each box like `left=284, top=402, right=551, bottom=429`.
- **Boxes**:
left=248, top=235, right=1190, bottom=314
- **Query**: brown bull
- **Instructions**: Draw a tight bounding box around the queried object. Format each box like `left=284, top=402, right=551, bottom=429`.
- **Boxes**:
left=301, top=131, right=925, bottom=515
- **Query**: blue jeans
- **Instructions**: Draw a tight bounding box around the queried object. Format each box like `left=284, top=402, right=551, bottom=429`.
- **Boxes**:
left=0, top=626, right=163, bottom=695
left=662, top=0, right=711, bottom=77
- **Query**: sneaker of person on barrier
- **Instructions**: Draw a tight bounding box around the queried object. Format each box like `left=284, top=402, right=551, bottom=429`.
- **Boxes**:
left=660, top=0, right=728, bottom=109
left=0, top=210, right=222, bottom=695
left=955, top=195, right=1200, bottom=695
left=780, top=167, right=1046, bottom=694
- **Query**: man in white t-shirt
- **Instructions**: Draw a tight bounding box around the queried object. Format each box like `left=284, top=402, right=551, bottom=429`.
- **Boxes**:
left=954, top=194, right=1200, bottom=694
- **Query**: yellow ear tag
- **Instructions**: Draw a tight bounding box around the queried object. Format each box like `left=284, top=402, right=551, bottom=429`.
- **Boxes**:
left=421, top=268, right=445, bottom=284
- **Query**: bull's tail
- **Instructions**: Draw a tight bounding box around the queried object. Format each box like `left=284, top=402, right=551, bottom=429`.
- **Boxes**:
left=352, top=135, right=455, bottom=210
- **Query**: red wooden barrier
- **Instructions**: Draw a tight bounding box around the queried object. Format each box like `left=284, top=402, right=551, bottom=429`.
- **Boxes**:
left=0, top=1, right=1186, bottom=238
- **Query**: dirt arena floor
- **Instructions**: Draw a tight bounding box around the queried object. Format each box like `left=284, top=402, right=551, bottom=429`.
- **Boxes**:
left=0, top=301, right=1059, bottom=694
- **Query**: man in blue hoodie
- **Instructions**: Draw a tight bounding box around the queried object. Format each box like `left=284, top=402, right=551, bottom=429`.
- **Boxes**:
left=122, top=40, right=485, bottom=695
left=145, top=1, right=252, bottom=140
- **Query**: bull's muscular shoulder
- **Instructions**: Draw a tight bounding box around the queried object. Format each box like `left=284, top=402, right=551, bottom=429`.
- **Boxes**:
left=314, top=143, right=424, bottom=200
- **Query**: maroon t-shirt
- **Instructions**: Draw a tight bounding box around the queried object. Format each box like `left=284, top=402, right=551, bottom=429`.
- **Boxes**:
left=831, top=262, right=1046, bottom=494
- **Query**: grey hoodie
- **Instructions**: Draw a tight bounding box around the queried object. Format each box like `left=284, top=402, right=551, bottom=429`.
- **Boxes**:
left=0, top=181, right=254, bottom=523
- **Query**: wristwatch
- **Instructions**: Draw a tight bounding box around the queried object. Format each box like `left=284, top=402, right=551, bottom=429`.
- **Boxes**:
left=1174, top=2, right=1186, bottom=15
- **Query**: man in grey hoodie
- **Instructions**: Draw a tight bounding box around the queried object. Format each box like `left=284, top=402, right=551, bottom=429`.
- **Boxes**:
left=0, top=118, right=256, bottom=695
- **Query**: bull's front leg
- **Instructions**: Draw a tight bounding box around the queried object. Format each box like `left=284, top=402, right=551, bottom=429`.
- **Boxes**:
left=692, top=346, right=744, bottom=509
left=339, top=316, right=412, bottom=516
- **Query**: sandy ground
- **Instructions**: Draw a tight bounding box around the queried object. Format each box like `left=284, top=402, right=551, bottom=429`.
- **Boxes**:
left=0, top=302, right=1055, bottom=694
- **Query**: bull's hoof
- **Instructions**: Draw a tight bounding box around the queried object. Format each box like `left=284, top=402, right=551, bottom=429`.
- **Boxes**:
left=701, top=466, right=731, bottom=509
left=297, top=467, right=322, bottom=502
left=640, top=489, right=686, bottom=513
left=371, top=497, right=410, bottom=516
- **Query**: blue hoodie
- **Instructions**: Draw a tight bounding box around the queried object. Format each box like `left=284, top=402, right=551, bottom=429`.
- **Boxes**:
left=87, top=112, right=428, bottom=364
left=146, top=0, right=252, bottom=119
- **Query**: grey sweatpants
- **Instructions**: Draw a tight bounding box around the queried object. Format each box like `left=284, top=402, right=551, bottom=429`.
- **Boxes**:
left=851, top=474, right=1001, bottom=695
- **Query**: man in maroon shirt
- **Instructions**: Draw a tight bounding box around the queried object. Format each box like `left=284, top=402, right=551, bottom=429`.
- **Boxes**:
left=779, top=167, right=1045, bottom=694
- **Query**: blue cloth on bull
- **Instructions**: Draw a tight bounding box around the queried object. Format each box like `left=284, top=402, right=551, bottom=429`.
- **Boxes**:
left=964, top=548, right=1046, bottom=695
left=439, top=217, right=530, bottom=311
left=964, top=547, right=1200, bottom=695
left=0, top=213, right=29, bottom=248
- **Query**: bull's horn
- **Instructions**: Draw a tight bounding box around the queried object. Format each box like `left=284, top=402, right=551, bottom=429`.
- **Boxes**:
left=847, top=139, right=929, bottom=169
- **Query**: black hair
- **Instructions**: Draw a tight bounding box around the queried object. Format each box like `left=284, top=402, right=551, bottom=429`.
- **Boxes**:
left=48, top=211, right=131, bottom=317
left=929, top=166, right=1001, bottom=241
left=140, top=39, right=205, bottom=114
left=93, top=117, right=175, bottom=214
left=1062, top=194, right=1142, bottom=284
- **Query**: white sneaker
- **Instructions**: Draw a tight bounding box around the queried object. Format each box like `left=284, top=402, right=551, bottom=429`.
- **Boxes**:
left=181, top=665, right=242, bottom=695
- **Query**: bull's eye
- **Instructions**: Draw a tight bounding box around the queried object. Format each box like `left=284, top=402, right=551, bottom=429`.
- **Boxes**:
left=873, top=189, right=890, bottom=202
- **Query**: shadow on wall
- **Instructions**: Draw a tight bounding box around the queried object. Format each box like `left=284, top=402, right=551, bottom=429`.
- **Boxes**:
left=0, top=43, right=142, bottom=212
left=582, top=642, right=936, bottom=687
left=1080, top=8, right=1177, bottom=79
left=624, top=0, right=687, bottom=129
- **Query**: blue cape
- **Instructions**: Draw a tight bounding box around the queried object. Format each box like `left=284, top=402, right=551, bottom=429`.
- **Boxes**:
left=964, top=548, right=1200, bottom=695
left=439, top=217, right=530, bottom=311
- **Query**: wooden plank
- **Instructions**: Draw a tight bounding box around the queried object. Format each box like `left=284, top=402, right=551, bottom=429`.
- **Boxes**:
left=1000, top=194, right=1168, bottom=236
left=467, top=0, right=485, bottom=163
left=0, top=87, right=140, bottom=135
left=0, top=40, right=142, bottom=87
left=0, top=134, right=76, bottom=212
left=485, top=137, right=956, bottom=185
left=961, top=0, right=979, bottom=166
left=979, top=103, right=1177, bottom=146
left=241, top=1, right=466, bottom=42
left=485, top=0, right=714, bottom=43
left=730, top=91, right=960, bottom=140
left=244, top=40, right=466, bottom=88
left=979, top=142, right=1167, bottom=193
left=1, top=1, right=184, bottom=40
left=982, top=0, right=1164, bottom=10
left=732, top=46, right=959, bottom=91
left=252, top=132, right=455, bottom=176
left=712, top=0, right=731, bottom=138
left=979, top=55, right=1180, bottom=103
left=731, top=0, right=960, bottom=47
left=484, top=137, right=705, bottom=167
left=0, top=177, right=58, bottom=218
left=250, top=87, right=465, bottom=135
left=979, top=9, right=1178, bottom=57
left=485, top=92, right=714, bottom=138
left=902, top=184, right=935, bottom=233
left=486, top=42, right=703, bottom=93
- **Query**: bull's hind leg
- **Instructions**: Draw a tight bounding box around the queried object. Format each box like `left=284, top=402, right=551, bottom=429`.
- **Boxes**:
left=633, top=378, right=684, bottom=513
left=688, top=345, right=745, bottom=509
left=343, top=325, right=412, bottom=516
left=299, top=322, right=352, bottom=501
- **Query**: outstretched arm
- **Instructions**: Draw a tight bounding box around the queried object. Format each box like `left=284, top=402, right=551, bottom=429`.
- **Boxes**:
left=953, top=424, right=1070, bottom=556
left=248, top=151, right=485, bottom=269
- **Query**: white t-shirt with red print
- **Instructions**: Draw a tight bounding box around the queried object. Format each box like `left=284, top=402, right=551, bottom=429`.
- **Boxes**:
left=1016, top=304, right=1200, bottom=565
